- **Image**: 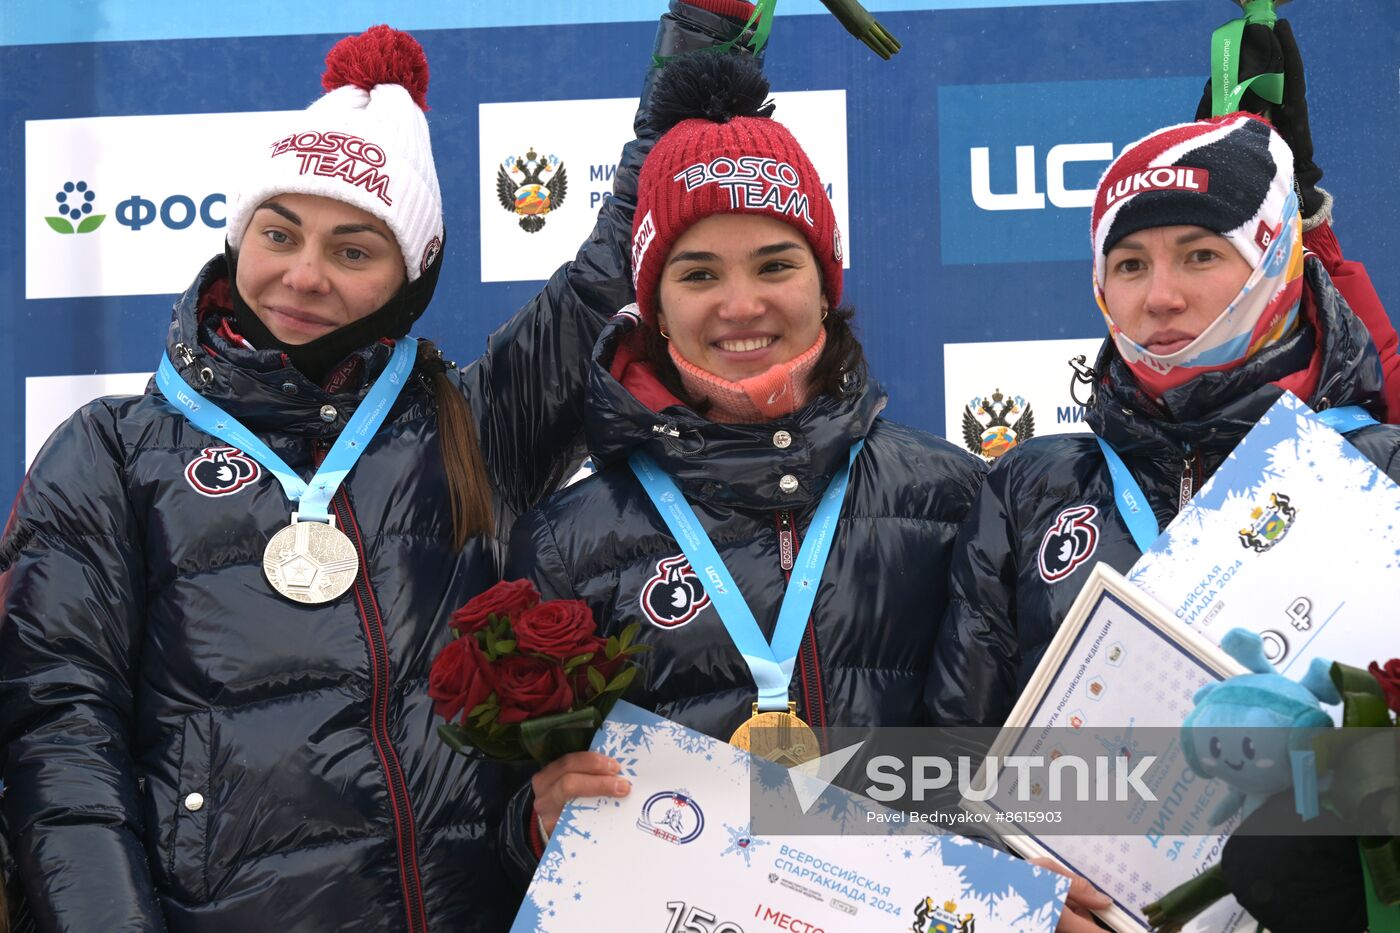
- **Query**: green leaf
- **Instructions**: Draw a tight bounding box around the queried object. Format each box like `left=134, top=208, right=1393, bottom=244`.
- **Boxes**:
left=603, top=665, right=638, bottom=695
left=76, top=213, right=105, bottom=233
left=605, top=635, right=620, bottom=660
left=586, top=666, right=607, bottom=695
left=44, top=216, right=74, bottom=234
left=495, top=639, right=516, bottom=654
left=472, top=700, right=499, bottom=726
left=437, top=723, right=472, bottom=755
left=619, top=623, right=640, bottom=652
left=563, top=652, right=595, bottom=673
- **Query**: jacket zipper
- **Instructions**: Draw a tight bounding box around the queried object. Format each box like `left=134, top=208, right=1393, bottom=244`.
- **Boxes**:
left=775, top=510, right=826, bottom=730
left=316, top=442, right=428, bottom=933
left=1178, top=450, right=1200, bottom=514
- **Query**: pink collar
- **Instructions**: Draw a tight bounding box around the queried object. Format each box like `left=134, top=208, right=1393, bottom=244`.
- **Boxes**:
left=670, top=329, right=826, bottom=423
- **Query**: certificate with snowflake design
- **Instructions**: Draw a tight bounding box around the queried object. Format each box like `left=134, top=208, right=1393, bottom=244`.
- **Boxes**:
left=970, top=563, right=1252, bottom=933
left=510, top=701, right=1068, bottom=933
left=1129, top=391, right=1400, bottom=722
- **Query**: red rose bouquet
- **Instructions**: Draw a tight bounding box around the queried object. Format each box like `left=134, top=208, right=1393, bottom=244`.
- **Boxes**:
left=429, top=579, right=647, bottom=764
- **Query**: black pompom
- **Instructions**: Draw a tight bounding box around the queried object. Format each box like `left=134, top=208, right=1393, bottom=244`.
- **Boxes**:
left=650, top=51, right=775, bottom=136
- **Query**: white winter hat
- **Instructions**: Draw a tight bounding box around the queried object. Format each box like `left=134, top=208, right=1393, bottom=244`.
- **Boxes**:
left=225, top=25, right=444, bottom=282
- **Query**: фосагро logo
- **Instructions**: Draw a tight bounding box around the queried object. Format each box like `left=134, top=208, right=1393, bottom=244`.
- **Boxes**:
left=46, top=180, right=105, bottom=234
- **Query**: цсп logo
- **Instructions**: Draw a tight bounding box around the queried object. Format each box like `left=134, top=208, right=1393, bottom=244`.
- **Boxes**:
left=46, top=180, right=105, bottom=234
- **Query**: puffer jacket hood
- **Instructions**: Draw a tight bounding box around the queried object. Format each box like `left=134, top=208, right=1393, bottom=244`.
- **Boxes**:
left=163, top=254, right=437, bottom=437
left=500, top=310, right=985, bottom=882
left=584, top=313, right=887, bottom=509
left=929, top=255, right=1400, bottom=728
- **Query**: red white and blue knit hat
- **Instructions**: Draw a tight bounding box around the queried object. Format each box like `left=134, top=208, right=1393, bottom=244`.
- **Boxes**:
left=226, top=26, right=444, bottom=283
left=1091, top=113, right=1305, bottom=395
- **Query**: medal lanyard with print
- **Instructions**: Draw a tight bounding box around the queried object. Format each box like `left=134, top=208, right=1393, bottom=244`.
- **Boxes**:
left=156, top=338, right=417, bottom=521
left=1095, top=405, right=1378, bottom=553
left=629, top=441, right=863, bottom=712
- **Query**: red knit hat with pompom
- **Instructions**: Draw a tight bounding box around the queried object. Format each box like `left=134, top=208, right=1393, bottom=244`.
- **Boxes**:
left=227, top=25, right=443, bottom=282
left=630, top=51, right=841, bottom=325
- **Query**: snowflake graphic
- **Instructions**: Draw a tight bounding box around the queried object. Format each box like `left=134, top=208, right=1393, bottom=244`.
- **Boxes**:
left=535, top=848, right=567, bottom=886
left=753, top=759, right=790, bottom=792
left=720, top=822, right=769, bottom=867
left=653, top=720, right=719, bottom=757
left=807, top=784, right=863, bottom=832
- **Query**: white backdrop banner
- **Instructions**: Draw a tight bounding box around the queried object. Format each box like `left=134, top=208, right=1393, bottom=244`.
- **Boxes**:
left=25, top=372, right=153, bottom=467
left=25, top=110, right=300, bottom=299
left=943, top=337, right=1104, bottom=462
left=478, top=90, right=850, bottom=284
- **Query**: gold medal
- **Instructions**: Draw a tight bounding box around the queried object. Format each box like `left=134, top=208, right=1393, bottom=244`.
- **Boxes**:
left=729, top=701, right=819, bottom=766
left=262, top=513, right=360, bottom=604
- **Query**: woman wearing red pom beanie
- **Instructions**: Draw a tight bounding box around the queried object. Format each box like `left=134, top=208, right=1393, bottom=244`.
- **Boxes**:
left=0, top=6, right=760, bottom=932
left=496, top=48, right=985, bottom=883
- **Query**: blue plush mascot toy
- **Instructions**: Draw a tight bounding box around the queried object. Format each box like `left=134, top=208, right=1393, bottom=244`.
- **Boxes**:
left=1181, top=627, right=1339, bottom=825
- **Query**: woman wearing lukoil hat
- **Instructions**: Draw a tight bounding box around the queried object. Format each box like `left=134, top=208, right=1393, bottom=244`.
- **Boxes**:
left=927, top=111, right=1400, bottom=930
left=0, top=8, right=761, bottom=931
left=494, top=50, right=986, bottom=878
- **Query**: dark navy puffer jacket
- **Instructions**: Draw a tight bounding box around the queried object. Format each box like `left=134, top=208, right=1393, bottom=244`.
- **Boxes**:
left=0, top=52, right=665, bottom=933
left=928, top=255, right=1400, bottom=728
left=498, top=315, right=986, bottom=877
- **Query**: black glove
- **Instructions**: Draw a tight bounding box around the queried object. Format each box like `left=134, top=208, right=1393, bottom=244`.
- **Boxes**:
left=1196, top=20, right=1327, bottom=223
left=657, top=0, right=761, bottom=61
left=639, top=2, right=765, bottom=145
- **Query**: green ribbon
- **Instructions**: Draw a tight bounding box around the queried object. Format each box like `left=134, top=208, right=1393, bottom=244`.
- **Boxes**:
left=1363, top=836, right=1400, bottom=916
left=518, top=707, right=605, bottom=766
left=1209, top=0, right=1284, bottom=117
left=1330, top=662, right=1400, bottom=919
left=653, top=0, right=777, bottom=67
left=1143, top=863, right=1230, bottom=931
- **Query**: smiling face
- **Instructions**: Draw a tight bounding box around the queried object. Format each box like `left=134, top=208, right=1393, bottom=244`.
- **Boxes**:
left=235, top=193, right=405, bottom=345
left=1101, top=225, right=1254, bottom=355
left=656, top=213, right=826, bottom=382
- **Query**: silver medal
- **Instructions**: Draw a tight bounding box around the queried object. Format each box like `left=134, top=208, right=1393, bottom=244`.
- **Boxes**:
left=263, top=513, right=359, bottom=604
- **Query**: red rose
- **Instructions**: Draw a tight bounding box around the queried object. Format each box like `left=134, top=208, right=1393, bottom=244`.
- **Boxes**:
left=451, top=579, right=539, bottom=634
left=494, top=655, right=573, bottom=724
left=428, top=636, right=496, bottom=724
left=1368, top=659, right=1400, bottom=714
left=514, top=600, right=597, bottom=659
left=569, top=635, right=628, bottom=701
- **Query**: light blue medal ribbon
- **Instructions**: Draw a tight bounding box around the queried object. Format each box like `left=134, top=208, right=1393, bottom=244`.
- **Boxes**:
left=156, top=338, right=417, bottom=521
left=630, top=441, right=863, bottom=712
left=1312, top=405, right=1379, bottom=434
left=1093, top=434, right=1161, bottom=554
left=1095, top=404, right=1378, bottom=553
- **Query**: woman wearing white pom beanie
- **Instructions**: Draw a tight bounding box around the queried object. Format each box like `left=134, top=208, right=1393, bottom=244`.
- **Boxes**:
left=0, top=6, right=761, bottom=931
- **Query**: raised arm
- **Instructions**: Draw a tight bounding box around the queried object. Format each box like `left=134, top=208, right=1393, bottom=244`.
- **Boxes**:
left=462, top=1, right=764, bottom=531
left=1195, top=18, right=1400, bottom=421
